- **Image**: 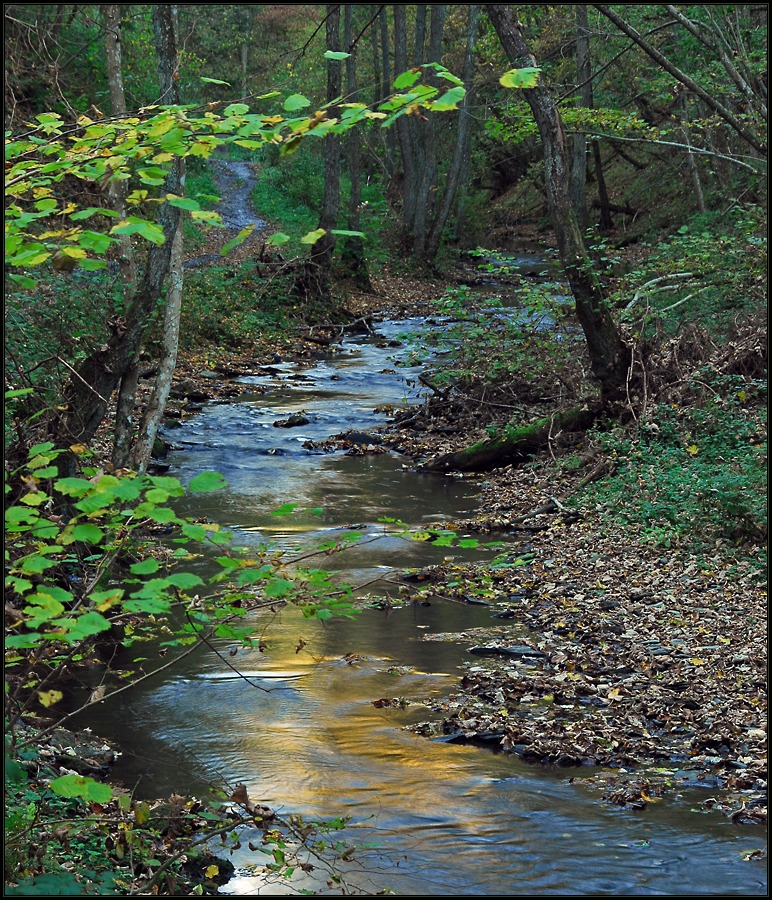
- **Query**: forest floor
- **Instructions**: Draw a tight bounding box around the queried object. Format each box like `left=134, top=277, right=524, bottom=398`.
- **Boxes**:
left=162, top=262, right=767, bottom=832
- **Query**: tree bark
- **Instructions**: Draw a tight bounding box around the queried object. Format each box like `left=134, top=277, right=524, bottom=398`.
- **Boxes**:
left=340, top=4, right=372, bottom=289
left=393, top=5, right=418, bottom=238
left=50, top=6, right=183, bottom=477
left=412, top=4, right=445, bottom=260
left=571, top=5, right=612, bottom=234
left=104, top=4, right=139, bottom=469
left=378, top=5, right=397, bottom=173
left=487, top=5, right=628, bottom=402
left=426, top=4, right=479, bottom=261
left=131, top=4, right=184, bottom=473
left=296, top=3, right=341, bottom=302
left=677, top=91, right=706, bottom=214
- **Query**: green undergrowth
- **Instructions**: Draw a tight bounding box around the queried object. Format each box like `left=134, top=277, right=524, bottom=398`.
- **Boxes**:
left=401, top=281, right=588, bottom=403
left=180, top=260, right=295, bottom=350
left=250, top=149, right=393, bottom=262
left=617, top=205, right=767, bottom=338
left=573, top=371, right=767, bottom=567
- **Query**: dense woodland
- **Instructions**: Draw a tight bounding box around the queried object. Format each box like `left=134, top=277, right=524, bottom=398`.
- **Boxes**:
left=4, top=4, right=767, bottom=895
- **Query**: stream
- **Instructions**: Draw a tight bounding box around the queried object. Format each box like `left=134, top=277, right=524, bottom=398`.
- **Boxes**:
left=78, top=316, right=766, bottom=895
left=77, top=162, right=765, bottom=894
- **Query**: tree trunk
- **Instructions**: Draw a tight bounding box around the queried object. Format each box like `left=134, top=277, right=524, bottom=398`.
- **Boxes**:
left=677, top=91, right=706, bottom=214
left=569, top=4, right=590, bottom=234
left=104, top=4, right=139, bottom=469
left=378, top=5, right=396, bottom=173
left=570, top=5, right=612, bottom=234
left=296, top=3, right=341, bottom=303
left=487, top=5, right=628, bottom=402
left=426, top=4, right=479, bottom=261
left=393, top=5, right=418, bottom=238
left=425, top=406, right=600, bottom=472
left=340, top=5, right=372, bottom=290
left=53, top=9, right=183, bottom=475
left=412, top=4, right=445, bottom=260
left=131, top=4, right=184, bottom=474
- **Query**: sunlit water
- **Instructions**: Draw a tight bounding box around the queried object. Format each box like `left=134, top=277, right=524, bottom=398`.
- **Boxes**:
left=78, top=309, right=766, bottom=895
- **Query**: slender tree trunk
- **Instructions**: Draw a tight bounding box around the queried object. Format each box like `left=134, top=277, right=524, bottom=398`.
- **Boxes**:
left=426, top=4, right=479, bottom=261
left=677, top=90, right=706, bottom=214
left=297, top=3, right=341, bottom=302
left=370, top=3, right=382, bottom=104
left=487, top=5, right=628, bottom=402
left=570, top=4, right=590, bottom=234
left=571, top=5, right=612, bottom=234
left=379, top=5, right=396, bottom=173
left=393, top=4, right=418, bottom=239
left=131, top=4, right=185, bottom=473
left=412, top=4, right=445, bottom=260
left=340, top=4, right=372, bottom=289
left=51, top=7, right=183, bottom=476
left=104, top=4, right=139, bottom=469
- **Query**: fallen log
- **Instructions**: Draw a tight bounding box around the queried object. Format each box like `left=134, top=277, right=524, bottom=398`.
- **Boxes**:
left=423, top=405, right=600, bottom=472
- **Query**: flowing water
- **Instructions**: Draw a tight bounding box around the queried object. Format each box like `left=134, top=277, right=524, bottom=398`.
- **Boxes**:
left=77, top=313, right=766, bottom=895
left=76, top=165, right=766, bottom=893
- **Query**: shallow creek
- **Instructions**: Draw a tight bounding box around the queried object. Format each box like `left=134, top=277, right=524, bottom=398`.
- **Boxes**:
left=80, top=306, right=765, bottom=895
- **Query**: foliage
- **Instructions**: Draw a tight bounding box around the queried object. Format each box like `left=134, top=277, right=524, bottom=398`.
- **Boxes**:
left=617, top=205, right=767, bottom=337
left=403, top=265, right=589, bottom=402
left=575, top=372, right=767, bottom=555
left=5, top=64, right=470, bottom=287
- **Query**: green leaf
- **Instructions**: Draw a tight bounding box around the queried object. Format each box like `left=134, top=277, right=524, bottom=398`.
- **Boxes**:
left=54, top=477, right=93, bottom=498
left=267, top=232, right=291, bottom=246
left=19, top=555, right=58, bottom=574
left=110, top=219, right=166, bottom=245
left=224, top=103, right=250, bottom=116
left=77, top=230, right=116, bottom=253
left=330, top=229, right=365, bottom=238
left=146, top=506, right=179, bottom=524
left=301, top=228, right=326, bottom=245
left=7, top=273, right=37, bottom=289
left=264, top=578, right=295, bottom=598
left=130, top=558, right=160, bottom=575
left=430, top=86, right=466, bottom=111
left=324, top=50, right=350, bottom=60
left=499, top=67, right=541, bottom=89
left=284, top=94, right=311, bottom=112
left=63, top=610, right=112, bottom=637
left=166, top=195, right=201, bottom=211
left=79, top=258, right=108, bottom=271
left=49, top=774, right=113, bottom=803
left=188, top=471, right=228, bottom=493
left=394, top=69, right=421, bottom=90
left=69, top=523, right=105, bottom=544
left=271, top=502, right=298, bottom=517
left=5, top=388, right=34, bottom=399
left=69, top=207, right=119, bottom=220
left=166, top=572, right=204, bottom=589
left=201, top=76, right=231, bottom=85
left=221, top=224, right=256, bottom=256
